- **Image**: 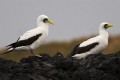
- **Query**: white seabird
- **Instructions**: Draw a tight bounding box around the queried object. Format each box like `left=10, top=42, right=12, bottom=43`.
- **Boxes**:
left=72, top=22, right=113, bottom=59
left=3, top=15, right=54, bottom=55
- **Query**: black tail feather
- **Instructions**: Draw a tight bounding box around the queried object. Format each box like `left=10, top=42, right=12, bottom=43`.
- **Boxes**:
left=3, top=49, right=13, bottom=54
left=0, top=47, right=13, bottom=55
left=67, top=44, right=79, bottom=58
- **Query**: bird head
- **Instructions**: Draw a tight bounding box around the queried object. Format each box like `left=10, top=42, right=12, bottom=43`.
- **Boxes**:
left=37, top=15, right=54, bottom=26
left=100, top=22, right=113, bottom=30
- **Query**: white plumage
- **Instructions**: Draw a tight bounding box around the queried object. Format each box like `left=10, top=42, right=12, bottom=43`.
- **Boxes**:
left=4, top=15, right=54, bottom=55
left=72, top=22, right=113, bottom=59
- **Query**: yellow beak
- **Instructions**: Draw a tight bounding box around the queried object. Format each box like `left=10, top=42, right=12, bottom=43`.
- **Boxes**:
left=107, top=24, right=113, bottom=28
left=48, top=19, right=54, bottom=25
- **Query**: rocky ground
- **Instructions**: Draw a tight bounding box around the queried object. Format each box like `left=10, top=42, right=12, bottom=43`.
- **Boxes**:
left=0, top=48, right=120, bottom=80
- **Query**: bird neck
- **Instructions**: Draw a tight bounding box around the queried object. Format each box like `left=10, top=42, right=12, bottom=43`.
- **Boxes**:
left=37, top=22, right=49, bottom=30
left=99, top=29, right=109, bottom=38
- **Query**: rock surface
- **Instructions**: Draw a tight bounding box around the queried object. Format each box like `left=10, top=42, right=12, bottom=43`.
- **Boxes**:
left=0, top=50, right=120, bottom=80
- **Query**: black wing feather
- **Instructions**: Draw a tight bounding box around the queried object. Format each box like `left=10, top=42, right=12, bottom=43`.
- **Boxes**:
left=70, top=42, right=99, bottom=57
left=7, top=33, right=42, bottom=48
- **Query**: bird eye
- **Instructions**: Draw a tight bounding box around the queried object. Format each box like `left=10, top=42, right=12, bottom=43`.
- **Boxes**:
left=43, top=18, right=48, bottom=23
left=104, top=24, right=108, bottom=29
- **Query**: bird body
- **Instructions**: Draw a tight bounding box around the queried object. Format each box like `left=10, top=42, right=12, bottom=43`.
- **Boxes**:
left=72, top=22, right=113, bottom=59
left=4, top=15, right=54, bottom=55
left=9, top=27, right=48, bottom=51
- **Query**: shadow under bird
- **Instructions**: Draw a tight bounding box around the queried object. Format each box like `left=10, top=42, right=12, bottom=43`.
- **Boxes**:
left=2, top=15, right=54, bottom=55
left=72, top=22, right=113, bottom=59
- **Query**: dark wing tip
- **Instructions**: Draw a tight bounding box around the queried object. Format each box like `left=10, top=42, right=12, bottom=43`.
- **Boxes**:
left=67, top=44, right=80, bottom=57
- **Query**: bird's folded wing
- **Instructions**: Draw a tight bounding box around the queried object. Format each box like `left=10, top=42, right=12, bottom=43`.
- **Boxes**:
left=7, top=33, right=42, bottom=48
left=71, top=42, right=99, bottom=57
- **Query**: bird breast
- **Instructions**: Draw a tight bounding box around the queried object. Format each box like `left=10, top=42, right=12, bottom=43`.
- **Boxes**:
left=30, top=29, right=48, bottom=49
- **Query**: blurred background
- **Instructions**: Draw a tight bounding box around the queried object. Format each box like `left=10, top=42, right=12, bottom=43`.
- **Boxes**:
left=0, top=0, right=120, bottom=61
